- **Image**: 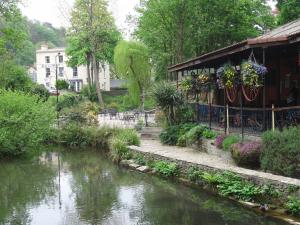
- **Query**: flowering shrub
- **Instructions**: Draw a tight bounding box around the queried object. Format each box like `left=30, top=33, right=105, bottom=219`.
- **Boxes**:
left=230, top=141, right=262, bottom=167
left=216, top=64, right=238, bottom=89
left=241, top=61, right=267, bottom=87
left=222, top=135, right=240, bottom=151
left=215, top=134, right=227, bottom=149
left=181, top=78, right=192, bottom=93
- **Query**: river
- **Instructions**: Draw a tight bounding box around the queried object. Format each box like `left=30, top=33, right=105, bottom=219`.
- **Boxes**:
left=0, top=149, right=290, bottom=225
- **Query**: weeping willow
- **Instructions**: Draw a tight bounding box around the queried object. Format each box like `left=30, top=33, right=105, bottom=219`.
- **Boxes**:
left=114, top=40, right=152, bottom=111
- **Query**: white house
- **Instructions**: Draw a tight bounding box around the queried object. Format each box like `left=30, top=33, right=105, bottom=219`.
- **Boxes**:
left=36, top=44, right=110, bottom=92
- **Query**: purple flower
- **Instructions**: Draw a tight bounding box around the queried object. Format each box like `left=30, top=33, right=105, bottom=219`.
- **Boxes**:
left=215, top=134, right=227, bottom=149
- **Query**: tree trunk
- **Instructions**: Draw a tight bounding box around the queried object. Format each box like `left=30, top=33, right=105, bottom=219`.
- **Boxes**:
left=86, top=53, right=91, bottom=86
left=140, top=87, right=145, bottom=112
left=90, top=54, right=94, bottom=84
left=92, top=54, right=104, bottom=108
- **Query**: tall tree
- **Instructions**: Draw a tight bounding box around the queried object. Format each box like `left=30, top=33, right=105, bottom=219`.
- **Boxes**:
left=135, top=0, right=275, bottom=80
left=67, top=0, right=120, bottom=107
left=277, top=0, right=300, bottom=25
left=114, top=40, right=152, bottom=111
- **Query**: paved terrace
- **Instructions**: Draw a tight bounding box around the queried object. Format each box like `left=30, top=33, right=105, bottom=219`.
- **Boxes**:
left=129, top=139, right=300, bottom=187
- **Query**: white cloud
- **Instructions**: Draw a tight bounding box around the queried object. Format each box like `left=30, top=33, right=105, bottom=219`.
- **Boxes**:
left=21, top=0, right=139, bottom=34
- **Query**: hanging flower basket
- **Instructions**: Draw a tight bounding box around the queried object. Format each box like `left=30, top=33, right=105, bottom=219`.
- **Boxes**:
left=226, top=86, right=238, bottom=103
left=197, top=73, right=211, bottom=92
left=241, top=61, right=267, bottom=101
left=181, top=77, right=192, bottom=93
left=216, top=64, right=238, bottom=89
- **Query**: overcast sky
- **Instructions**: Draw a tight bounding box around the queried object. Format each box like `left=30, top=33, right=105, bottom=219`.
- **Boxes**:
left=21, top=0, right=277, bottom=38
left=20, top=0, right=139, bottom=37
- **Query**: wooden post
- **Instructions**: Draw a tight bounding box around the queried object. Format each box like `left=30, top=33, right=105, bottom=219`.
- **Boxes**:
left=226, top=104, right=229, bottom=135
left=272, top=104, right=275, bottom=132
left=262, top=48, right=266, bottom=130
left=209, top=89, right=212, bottom=129
left=240, top=90, right=244, bottom=141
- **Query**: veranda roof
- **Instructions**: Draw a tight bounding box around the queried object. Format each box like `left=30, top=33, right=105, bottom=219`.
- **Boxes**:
left=168, top=19, right=300, bottom=72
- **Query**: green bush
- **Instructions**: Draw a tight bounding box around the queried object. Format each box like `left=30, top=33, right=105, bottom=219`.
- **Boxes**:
left=159, top=123, right=197, bottom=145
left=285, top=197, right=300, bottom=216
left=230, top=141, right=262, bottom=168
left=177, top=135, right=187, bottom=147
left=80, top=84, right=98, bottom=102
left=202, top=129, right=217, bottom=139
left=222, top=135, right=240, bottom=151
left=29, top=84, right=50, bottom=102
left=56, top=80, right=69, bottom=90
left=154, top=161, right=179, bottom=177
left=56, top=94, right=83, bottom=111
left=0, top=90, right=55, bottom=157
left=261, top=128, right=300, bottom=178
left=187, top=166, right=203, bottom=182
left=114, top=129, right=140, bottom=146
left=134, top=153, right=146, bottom=165
left=186, top=125, right=208, bottom=143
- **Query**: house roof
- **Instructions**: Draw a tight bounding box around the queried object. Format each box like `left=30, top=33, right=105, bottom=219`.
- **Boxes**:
left=168, top=19, right=300, bottom=72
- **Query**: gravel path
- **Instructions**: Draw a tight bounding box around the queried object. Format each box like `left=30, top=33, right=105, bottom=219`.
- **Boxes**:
left=130, top=139, right=300, bottom=187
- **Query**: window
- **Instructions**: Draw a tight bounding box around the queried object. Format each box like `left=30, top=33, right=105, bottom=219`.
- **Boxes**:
left=46, top=68, right=50, bottom=77
left=59, top=55, right=63, bottom=63
left=73, top=67, right=78, bottom=77
left=45, top=56, right=50, bottom=63
left=59, top=67, right=64, bottom=77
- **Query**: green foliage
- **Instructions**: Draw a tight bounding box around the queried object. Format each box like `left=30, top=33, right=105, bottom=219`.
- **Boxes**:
left=152, top=82, right=184, bottom=124
left=202, top=171, right=262, bottom=201
left=186, top=125, right=208, bottom=143
left=187, top=166, right=203, bottom=182
left=277, top=0, right=300, bottom=25
left=230, top=141, right=262, bottom=168
left=29, top=84, right=50, bottom=102
left=56, top=80, right=69, bottom=90
left=134, top=153, right=146, bottom=166
left=0, top=90, right=55, bottom=157
left=159, top=123, right=197, bottom=145
left=81, top=85, right=98, bottom=102
left=261, top=128, right=300, bottom=178
left=222, top=135, right=240, bottom=151
left=154, top=161, right=179, bottom=177
left=285, top=197, right=300, bottom=216
left=114, top=40, right=152, bottom=110
left=135, top=0, right=275, bottom=80
left=114, top=129, right=140, bottom=146
left=176, top=135, right=187, bottom=147
left=56, top=94, right=83, bottom=111
left=202, top=129, right=217, bottom=139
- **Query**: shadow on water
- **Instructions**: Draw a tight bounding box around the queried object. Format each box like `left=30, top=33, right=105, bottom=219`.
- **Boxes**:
left=0, top=148, right=291, bottom=225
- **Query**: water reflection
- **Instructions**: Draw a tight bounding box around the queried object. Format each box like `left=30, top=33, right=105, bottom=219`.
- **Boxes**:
left=0, top=150, right=291, bottom=225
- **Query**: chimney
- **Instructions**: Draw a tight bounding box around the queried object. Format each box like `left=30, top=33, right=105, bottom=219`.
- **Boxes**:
left=40, top=44, right=48, bottom=50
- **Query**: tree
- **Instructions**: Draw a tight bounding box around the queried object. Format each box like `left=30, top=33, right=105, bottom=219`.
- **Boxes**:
left=114, top=40, right=152, bottom=112
left=277, top=0, right=300, bottom=25
left=67, top=0, right=121, bottom=107
left=135, top=0, right=275, bottom=80
left=56, top=80, right=69, bottom=90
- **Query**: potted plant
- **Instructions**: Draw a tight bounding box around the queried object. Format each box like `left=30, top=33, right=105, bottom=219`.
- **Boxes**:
left=241, top=61, right=267, bottom=102
left=217, top=64, right=239, bottom=102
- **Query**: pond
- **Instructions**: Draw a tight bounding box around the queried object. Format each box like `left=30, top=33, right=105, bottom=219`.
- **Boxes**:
left=0, top=149, right=291, bottom=225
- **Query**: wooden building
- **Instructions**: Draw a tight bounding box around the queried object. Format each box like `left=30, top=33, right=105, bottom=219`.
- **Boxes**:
left=168, top=19, right=300, bottom=133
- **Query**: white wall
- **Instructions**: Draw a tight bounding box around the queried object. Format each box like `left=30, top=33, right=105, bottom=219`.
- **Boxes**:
left=36, top=45, right=110, bottom=92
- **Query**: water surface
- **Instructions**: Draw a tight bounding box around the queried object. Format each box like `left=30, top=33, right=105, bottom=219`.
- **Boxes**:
left=0, top=150, right=290, bottom=225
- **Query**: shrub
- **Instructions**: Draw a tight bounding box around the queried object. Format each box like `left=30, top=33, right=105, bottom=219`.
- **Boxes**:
left=285, top=197, right=300, bottom=216
left=154, top=161, right=179, bottom=177
left=56, top=80, right=69, bottom=90
left=134, top=153, right=146, bottom=165
left=215, top=134, right=226, bottom=149
left=152, top=82, right=184, bottom=125
left=261, top=128, right=300, bottom=178
left=186, top=125, right=208, bottom=143
left=29, top=84, right=50, bottom=102
left=80, top=84, right=98, bottom=102
left=114, top=129, right=140, bottom=146
left=202, top=129, right=216, bottom=139
left=230, top=141, right=262, bottom=168
left=222, top=135, right=240, bottom=151
left=187, top=166, right=203, bottom=182
left=0, top=90, right=55, bottom=157
left=177, top=135, right=187, bottom=147
left=56, top=94, right=82, bottom=111
left=159, top=123, right=197, bottom=145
